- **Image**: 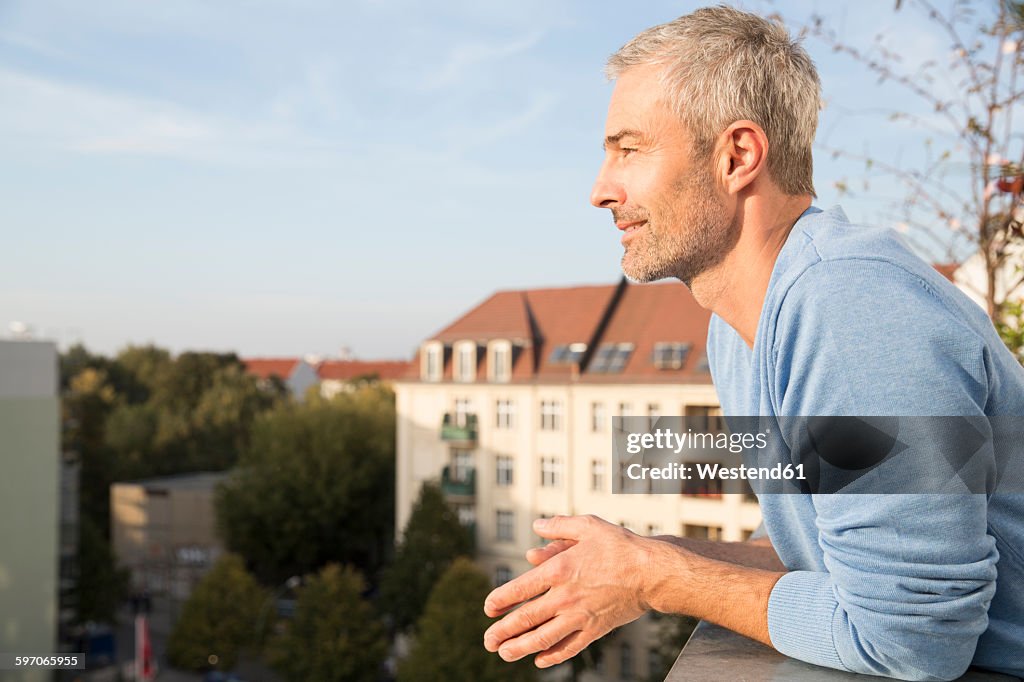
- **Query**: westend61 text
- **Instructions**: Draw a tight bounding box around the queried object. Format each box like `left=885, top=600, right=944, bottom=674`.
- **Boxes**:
left=624, top=428, right=769, bottom=454
left=626, top=462, right=807, bottom=481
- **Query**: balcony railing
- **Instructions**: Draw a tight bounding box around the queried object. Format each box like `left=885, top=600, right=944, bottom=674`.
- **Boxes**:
left=441, top=465, right=476, bottom=497
left=666, top=621, right=1015, bottom=681
left=441, top=413, right=478, bottom=442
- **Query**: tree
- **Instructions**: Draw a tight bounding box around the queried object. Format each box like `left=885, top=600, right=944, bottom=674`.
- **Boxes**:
left=782, top=0, right=1024, bottom=330
left=398, top=557, right=536, bottom=682
left=74, top=517, right=129, bottom=624
left=166, top=554, right=267, bottom=672
left=380, top=482, right=473, bottom=633
left=215, top=385, right=395, bottom=584
left=269, top=564, right=387, bottom=682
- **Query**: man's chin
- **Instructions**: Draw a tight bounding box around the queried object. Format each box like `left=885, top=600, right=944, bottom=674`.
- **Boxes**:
left=621, top=254, right=674, bottom=284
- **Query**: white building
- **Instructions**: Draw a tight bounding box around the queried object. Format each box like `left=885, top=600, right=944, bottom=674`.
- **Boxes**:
left=395, top=279, right=761, bottom=682
left=0, top=340, right=60, bottom=682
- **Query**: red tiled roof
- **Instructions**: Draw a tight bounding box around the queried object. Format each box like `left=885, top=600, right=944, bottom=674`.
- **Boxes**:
left=430, top=290, right=533, bottom=343
left=416, top=279, right=713, bottom=383
left=243, top=358, right=300, bottom=380
left=933, top=262, right=959, bottom=282
left=318, top=360, right=410, bottom=382
left=582, top=281, right=712, bottom=383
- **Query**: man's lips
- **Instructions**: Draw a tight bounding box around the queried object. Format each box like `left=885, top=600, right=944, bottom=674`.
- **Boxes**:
left=618, top=220, right=647, bottom=244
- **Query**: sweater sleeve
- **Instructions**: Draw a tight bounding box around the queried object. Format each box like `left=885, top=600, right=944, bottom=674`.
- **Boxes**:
left=766, top=260, right=999, bottom=681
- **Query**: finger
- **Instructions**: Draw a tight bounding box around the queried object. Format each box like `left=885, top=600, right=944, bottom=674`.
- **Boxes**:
left=483, top=597, right=558, bottom=652
left=496, top=616, right=580, bottom=663
left=534, top=629, right=597, bottom=669
left=533, top=514, right=604, bottom=541
left=484, top=564, right=554, bottom=618
left=525, top=539, right=577, bottom=566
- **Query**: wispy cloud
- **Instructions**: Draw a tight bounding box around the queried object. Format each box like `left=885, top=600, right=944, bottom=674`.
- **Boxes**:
left=0, top=67, right=347, bottom=167
left=418, top=30, right=545, bottom=91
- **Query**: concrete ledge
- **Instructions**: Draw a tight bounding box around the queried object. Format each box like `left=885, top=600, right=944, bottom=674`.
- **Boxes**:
left=665, top=621, right=1018, bottom=681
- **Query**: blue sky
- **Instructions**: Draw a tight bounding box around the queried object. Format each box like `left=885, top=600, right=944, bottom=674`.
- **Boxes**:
left=0, top=0, right=990, bottom=359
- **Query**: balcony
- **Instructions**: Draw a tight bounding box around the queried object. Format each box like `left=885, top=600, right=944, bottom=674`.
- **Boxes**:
left=441, top=413, right=478, bottom=443
left=441, top=465, right=476, bottom=497
left=666, top=622, right=1014, bottom=681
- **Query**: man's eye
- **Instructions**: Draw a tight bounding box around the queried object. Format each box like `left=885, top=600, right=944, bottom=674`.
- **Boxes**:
left=621, top=147, right=638, bottom=156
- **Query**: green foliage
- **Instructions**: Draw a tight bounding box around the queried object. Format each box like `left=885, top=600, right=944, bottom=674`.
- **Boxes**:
left=74, top=517, right=129, bottom=624
left=269, top=564, right=387, bottom=682
left=166, top=554, right=267, bottom=672
left=60, top=343, right=285, bottom=630
left=398, top=557, right=536, bottom=682
left=997, top=298, right=1024, bottom=365
left=380, top=482, right=473, bottom=633
left=215, top=385, right=395, bottom=584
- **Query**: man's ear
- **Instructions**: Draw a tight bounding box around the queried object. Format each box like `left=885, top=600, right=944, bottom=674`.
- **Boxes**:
left=717, top=120, right=768, bottom=195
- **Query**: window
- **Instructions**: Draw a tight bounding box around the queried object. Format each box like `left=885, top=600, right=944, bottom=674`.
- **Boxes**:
left=620, top=642, right=634, bottom=680
left=682, top=469, right=723, bottom=498
left=589, top=342, right=634, bottom=373
left=591, top=459, right=605, bottom=492
left=496, top=455, right=513, bottom=486
left=646, top=523, right=662, bottom=536
left=540, top=400, right=562, bottom=431
left=455, top=504, right=476, bottom=526
left=496, top=510, right=514, bottom=542
left=453, top=398, right=472, bottom=428
left=741, top=528, right=755, bottom=541
left=540, top=457, right=562, bottom=487
left=495, top=399, right=516, bottom=429
left=682, top=523, right=722, bottom=541
left=618, top=402, right=633, bottom=418
left=494, top=565, right=513, bottom=586
left=685, top=405, right=725, bottom=434
left=454, top=341, right=476, bottom=382
left=591, top=402, right=606, bottom=432
left=548, top=342, right=586, bottom=365
left=647, top=402, right=660, bottom=429
left=648, top=647, right=662, bottom=680
left=694, top=352, right=710, bottom=373
left=652, top=342, right=692, bottom=369
left=489, top=341, right=511, bottom=382
left=422, top=342, right=442, bottom=381
left=452, top=448, right=473, bottom=482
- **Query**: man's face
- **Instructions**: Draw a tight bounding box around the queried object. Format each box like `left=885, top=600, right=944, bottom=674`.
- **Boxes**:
left=590, top=64, right=737, bottom=285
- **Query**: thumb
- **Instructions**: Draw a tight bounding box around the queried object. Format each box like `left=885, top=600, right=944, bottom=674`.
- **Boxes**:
left=532, top=514, right=598, bottom=541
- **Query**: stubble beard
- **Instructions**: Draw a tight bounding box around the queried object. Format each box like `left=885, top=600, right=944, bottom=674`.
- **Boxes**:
left=619, top=168, right=738, bottom=287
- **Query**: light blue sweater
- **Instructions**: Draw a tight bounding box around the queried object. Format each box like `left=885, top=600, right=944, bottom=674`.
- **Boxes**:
left=708, top=206, right=1024, bottom=680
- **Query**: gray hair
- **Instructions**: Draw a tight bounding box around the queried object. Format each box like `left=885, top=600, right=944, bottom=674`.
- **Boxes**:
left=606, top=5, right=821, bottom=197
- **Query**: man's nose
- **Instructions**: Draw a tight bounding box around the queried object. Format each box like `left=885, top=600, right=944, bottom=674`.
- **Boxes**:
left=590, top=167, right=626, bottom=209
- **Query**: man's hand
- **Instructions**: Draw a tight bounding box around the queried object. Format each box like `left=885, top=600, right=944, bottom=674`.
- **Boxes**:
left=482, top=515, right=656, bottom=668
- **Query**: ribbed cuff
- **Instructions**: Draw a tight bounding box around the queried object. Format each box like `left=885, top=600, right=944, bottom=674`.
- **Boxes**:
left=767, top=571, right=847, bottom=671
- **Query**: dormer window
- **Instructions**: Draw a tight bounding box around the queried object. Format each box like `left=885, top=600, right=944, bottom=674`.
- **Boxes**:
left=590, top=343, right=634, bottom=373
left=488, top=340, right=512, bottom=383
left=422, top=341, right=443, bottom=382
left=652, top=342, right=692, bottom=370
left=548, top=342, right=586, bottom=365
left=454, top=341, right=476, bottom=382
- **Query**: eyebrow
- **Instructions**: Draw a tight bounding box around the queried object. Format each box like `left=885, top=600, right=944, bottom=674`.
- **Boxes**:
left=603, top=128, right=645, bottom=148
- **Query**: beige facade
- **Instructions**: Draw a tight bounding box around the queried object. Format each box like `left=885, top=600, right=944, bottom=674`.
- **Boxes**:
left=110, top=472, right=226, bottom=602
left=396, top=280, right=765, bottom=681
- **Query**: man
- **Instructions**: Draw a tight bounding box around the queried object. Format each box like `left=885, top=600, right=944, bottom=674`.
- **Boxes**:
left=483, top=6, right=1024, bottom=680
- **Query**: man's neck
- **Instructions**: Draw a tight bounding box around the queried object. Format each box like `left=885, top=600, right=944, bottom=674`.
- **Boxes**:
left=690, top=195, right=813, bottom=348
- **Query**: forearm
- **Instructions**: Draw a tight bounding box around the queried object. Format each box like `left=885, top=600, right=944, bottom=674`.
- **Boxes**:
left=650, top=534, right=786, bottom=571
left=642, top=539, right=785, bottom=647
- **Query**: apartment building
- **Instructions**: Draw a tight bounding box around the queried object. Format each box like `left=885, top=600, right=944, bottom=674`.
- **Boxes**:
left=394, top=278, right=761, bottom=681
